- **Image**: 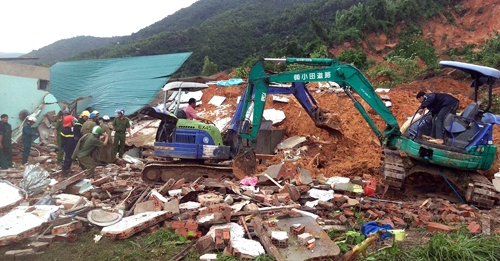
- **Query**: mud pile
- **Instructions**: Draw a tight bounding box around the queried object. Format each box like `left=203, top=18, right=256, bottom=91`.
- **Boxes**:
left=196, top=76, right=500, bottom=180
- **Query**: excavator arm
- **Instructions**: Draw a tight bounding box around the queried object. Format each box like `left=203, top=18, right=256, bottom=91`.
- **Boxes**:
left=239, top=58, right=400, bottom=148
left=232, top=58, right=401, bottom=177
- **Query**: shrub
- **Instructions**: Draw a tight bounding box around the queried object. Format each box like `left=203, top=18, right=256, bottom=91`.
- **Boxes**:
left=337, top=49, right=369, bottom=70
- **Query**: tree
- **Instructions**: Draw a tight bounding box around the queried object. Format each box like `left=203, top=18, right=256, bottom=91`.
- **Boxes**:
left=201, top=56, right=218, bottom=76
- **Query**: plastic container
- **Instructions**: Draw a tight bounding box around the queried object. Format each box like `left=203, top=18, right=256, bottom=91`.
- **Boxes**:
left=363, top=178, right=377, bottom=196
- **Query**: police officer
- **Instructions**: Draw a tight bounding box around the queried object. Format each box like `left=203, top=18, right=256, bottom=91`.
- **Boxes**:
left=22, top=116, right=38, bottom=165
left=74, top=126, right=108, bottom=178
left=112, top=109, right=132, bottom=158
left=74, top=110, right=90, bottom=141
left=0, top=114, right=12, bottom=169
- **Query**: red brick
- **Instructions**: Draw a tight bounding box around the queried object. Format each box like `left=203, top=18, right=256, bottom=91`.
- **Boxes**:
left=418, top=211, right=432, bottom=224
left=467, top=221, right=481, bottom=234
left=366, top=210, right=379, bottom=219
left=344, top=209, right=354, bottom=217
left=444, top=214, right=458, bottom=222
left=427, top=222, right=452, bottom=232
left=222, top=228, right=230, bottom=242
left=172, top=221, right=185, bottom=229
left=175, top=228, right=188, bottom=236
left=380, top=217, right=394, bottom=228
left=374, top=210, right=386, bottom=217
left=392, top=217, right=406, bottom=227
left=185, top=219, right=198, bottom=230
left=170, top=178, right=185, bottom=190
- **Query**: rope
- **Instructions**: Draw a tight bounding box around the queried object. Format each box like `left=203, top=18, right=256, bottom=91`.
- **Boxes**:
left=437, top=168, right=465, bottom=204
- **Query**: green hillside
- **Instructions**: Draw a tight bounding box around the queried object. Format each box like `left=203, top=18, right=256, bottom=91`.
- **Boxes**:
left=20, top=36, right=122, bottom=66
left=20, top=0, right=493, bottom=78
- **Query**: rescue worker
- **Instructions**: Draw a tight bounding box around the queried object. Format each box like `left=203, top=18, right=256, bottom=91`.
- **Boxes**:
left=73, top=126, right=108, bottom=178
left=112, top=109, right=132, bottom=158
left=98, top=115, right=116, bottom=163
left=74, top=110, right=90, bottom=141
left=22, top=116, right=38, bottom=165
left=0, top=114, right=13, bottom=169
left=417, top=91, right=459, bottom=145
left=183, top=98, right=206, bottom=121
left=92, top=110, right=101, bottom=126
left=60, top=115, right=77, bottom=177
left=81, top=113, right=97, bottom=135
left=54, top=110, right=69, bottom=165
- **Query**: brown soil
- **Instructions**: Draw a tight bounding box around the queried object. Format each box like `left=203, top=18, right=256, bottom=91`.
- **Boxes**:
left=196, top=0, right=500, bottom=180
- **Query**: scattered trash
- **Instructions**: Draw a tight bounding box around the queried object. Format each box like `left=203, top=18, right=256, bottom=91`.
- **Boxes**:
left=208, top=95, right=226, bottom=106
left=20, top=164, right=50, bottom=196
left=263, top=109, right=286, bottom=124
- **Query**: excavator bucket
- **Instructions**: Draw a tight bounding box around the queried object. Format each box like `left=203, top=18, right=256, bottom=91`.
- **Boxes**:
left=232, top=148, right=257, bottom=180
left=315, top=111, right=343, bottom=136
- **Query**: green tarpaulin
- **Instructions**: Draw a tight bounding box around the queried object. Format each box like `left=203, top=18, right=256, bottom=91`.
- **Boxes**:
left=50, top=52, right=192, bottom=116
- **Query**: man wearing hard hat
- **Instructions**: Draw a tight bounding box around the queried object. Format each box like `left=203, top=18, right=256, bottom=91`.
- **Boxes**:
left=72, top=126, right=108, bottom=178
left=92, top=110, right=101, bottom=126
left=81, top=113, right=97, bottom=136
left=112, top=109, right=132, bottom=158
left=74, top=110, right=90, bottom=141
left=60, top=115, right=77, bottom=177
left=22, top=116, right=38, bottom=164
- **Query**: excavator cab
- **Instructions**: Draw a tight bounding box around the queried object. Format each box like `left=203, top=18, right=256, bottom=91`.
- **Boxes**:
left=403, top=61, right=500, bottom=153
left=140, top=82, right=230, bottom=161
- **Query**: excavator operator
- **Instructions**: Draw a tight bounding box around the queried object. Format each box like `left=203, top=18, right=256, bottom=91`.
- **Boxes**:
left=416, top=90, right=459, bottom=145
left=183, top=98, right=207, bottom=122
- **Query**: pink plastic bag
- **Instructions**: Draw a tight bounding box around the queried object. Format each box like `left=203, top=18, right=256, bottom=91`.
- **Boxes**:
left=240, top=177, right=258, bottom=186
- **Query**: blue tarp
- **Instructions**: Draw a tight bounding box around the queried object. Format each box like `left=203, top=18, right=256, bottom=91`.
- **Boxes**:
left=50, top=52, right=192, bottom=116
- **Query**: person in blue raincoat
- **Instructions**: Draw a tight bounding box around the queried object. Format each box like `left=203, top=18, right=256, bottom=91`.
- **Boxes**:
left=22, top=116, right=38, bottom=164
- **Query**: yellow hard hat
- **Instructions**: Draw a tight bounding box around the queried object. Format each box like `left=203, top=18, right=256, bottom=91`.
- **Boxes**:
left=92, top=110, right=99, bottom=114
left=81, top=110, right=90, bottom=117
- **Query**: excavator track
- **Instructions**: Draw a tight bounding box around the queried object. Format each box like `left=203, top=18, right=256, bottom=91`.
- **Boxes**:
left=381, top=148, right=500, bottom=209
left=141, top=161, right=234, bottom=183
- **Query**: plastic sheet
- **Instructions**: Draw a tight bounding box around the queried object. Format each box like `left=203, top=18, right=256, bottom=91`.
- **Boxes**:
left=20, top=164, right=50, bottom=196
left=216, top=78, right=244, bottom=86
left=361, top=221, right=393, bottom=240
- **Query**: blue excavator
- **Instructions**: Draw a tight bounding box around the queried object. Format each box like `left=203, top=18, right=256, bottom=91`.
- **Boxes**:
left=139, top=78, right=341, bottom=182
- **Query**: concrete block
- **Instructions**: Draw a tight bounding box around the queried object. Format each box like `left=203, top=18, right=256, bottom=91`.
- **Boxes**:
left=197, top=192, right=223, bottom=207
left=28, top=242, right=49, bottom=251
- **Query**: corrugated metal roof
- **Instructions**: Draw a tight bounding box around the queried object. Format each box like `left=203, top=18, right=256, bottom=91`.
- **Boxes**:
left=49, top=52, right=192, bottom=116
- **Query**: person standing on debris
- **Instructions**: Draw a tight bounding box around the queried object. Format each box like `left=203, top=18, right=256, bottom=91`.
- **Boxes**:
left=183, top=98, right=206, bottom=121
left=60, top=115, right=77, bottom=177
left=92, top=110, right=101, bottom=126
left=74, top=110, right=90, bottom=141
left=54, top=110, right=68, bottom=165
left=98, top=115, right=116, bottom=163
left=112, top=109, right=132, bottom=158
left=22, top=116, right=38, bottom=165
left=73, top=126, right=108, bottom=178
left=417, top=91, right=459, bottom=145
left=81, top=113, right=97, bottom=136
left=0, top=114, right=13, bottom=169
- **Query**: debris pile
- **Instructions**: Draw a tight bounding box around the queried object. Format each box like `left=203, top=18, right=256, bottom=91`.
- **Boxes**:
left=1, top=78, right=500, bottom=260
left=1, top=157, right=499, bottom=260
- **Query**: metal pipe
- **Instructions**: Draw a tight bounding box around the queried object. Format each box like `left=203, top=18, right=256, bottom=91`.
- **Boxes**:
left=264, top=58, right=286, bottom=62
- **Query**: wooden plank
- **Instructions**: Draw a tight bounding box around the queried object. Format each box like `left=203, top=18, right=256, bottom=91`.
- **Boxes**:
left=255, top=154, right=276, bottom=160
left=252, top=217, right=285, bottom=261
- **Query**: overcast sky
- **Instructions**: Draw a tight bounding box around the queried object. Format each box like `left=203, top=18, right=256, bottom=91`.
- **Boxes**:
left=0, top=0, right=199, bottom=53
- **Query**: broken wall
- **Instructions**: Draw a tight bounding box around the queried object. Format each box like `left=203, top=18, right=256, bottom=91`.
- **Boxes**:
left=0, top=73, right=61, bottom=142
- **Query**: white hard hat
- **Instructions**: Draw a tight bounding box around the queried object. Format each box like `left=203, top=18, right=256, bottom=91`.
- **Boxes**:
left=27, top=116, right=37, bottom=122
left=102, top=115, right=110, bottom=121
